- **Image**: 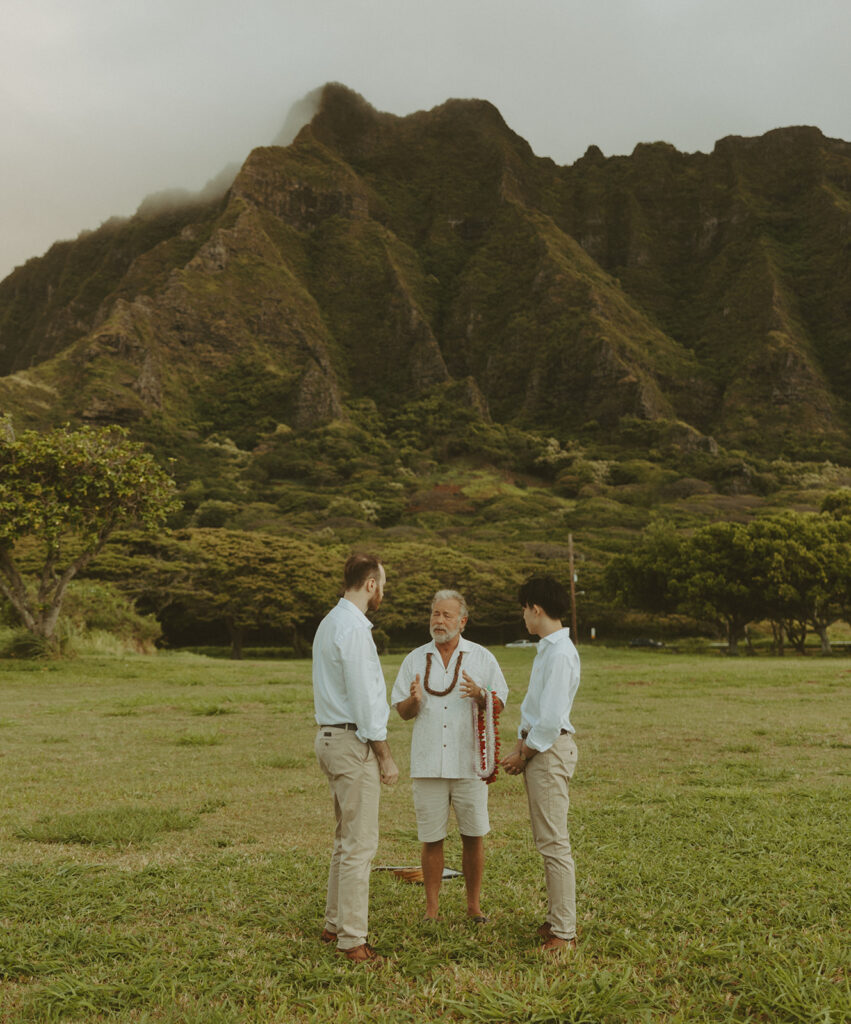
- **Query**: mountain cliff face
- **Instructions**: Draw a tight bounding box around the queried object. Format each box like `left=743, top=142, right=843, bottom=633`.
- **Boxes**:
left=1, top=83, right=850, bottom=461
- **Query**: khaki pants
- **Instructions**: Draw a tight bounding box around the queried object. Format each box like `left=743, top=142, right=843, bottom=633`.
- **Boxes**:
left=523, top=733, right=578, bottom=940
left=315, top=728, right=381, bottom=950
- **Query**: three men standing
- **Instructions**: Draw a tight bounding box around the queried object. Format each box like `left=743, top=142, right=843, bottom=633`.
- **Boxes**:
left=312, top=562, right=580, bottom=960
left=312, top=553, right=398, bottom=964
left=391, top=590, right=508, bottom=921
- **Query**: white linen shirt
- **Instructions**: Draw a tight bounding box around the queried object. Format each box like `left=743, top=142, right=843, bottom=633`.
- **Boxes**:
left=312, top=598, right=389, bottom=744
left=391, top=636, right=508, bottom=778
left=519, top=627, right=580, bottom=752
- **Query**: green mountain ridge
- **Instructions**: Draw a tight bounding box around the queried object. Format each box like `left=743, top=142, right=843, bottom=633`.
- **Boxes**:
left=3, top=86, right=851, bottom=643
left=1, top=84, right=848, bottom=465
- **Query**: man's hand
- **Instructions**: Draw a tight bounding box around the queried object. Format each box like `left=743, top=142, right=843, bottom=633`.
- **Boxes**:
left=460, top=670, right=486, bottom=708
left=395, top=675, right=423, bottom=720
left=370, top=740, right=399, bottom=785
left=378, top=754, right=399, bottom=786
left=501, top=741, right=528, bottom=776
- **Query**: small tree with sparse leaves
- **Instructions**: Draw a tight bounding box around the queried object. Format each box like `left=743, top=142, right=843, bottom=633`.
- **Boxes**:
left=0, top=421, right=179, bottom=651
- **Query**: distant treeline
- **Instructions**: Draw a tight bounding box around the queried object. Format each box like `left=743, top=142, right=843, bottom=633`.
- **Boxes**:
left=606, top=490, right=851, bottom=653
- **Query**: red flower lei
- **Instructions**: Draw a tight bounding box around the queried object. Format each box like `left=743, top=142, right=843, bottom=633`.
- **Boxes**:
left=473, top=689, right=501, bottom=784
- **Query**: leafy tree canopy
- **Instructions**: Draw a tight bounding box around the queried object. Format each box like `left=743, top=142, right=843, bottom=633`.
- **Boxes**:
left=0, top=422, right=179, bottom=647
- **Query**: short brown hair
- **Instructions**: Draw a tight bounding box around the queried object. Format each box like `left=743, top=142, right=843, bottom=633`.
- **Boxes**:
left=344, top=552, right=383, bottom=591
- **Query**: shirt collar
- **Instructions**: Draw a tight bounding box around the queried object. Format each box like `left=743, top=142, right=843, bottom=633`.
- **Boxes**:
left=538, top=626, right=569, bottom=647
left=337, top=597, right=374, bottom=629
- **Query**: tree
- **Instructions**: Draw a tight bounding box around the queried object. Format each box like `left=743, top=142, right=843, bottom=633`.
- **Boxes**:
left=749, top=512, right=851, bottom=655
left=604, top=519, right=684, bottom=616
left=820, top=488, right=851, bottom=520
left=375, top=540, right=530, bottom=639
left=673, top=521, right=761, bottom=654
left=0, top=423, right=179, bottom=650
left=166, top=529, right=340, bottom=658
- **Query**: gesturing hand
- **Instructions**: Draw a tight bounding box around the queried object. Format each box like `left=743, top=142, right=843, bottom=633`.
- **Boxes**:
left=460, top=670, right=485, bottom=707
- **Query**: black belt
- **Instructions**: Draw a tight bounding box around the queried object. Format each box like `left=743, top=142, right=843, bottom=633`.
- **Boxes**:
left=319, top=723, right=358, bottom=731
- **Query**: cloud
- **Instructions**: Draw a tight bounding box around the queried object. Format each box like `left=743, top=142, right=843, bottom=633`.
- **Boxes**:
left=1, top=0, right=850, bottom=279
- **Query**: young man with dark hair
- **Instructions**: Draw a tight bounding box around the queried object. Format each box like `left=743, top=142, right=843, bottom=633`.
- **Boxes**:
left=312, top=553, right=398, bottom=964
left=501, top=575, right=581, bottom=953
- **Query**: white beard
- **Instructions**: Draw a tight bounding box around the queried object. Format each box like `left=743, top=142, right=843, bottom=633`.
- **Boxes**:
left=430, top=625, right=461, bottom=644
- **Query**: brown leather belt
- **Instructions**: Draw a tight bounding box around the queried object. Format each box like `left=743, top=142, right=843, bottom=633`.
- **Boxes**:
left=319, top=722, right=358, bottom=731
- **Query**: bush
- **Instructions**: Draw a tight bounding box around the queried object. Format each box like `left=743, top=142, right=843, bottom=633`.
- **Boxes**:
left=0, top=627, right=56, bottom=659
left=59, top=581, right=162, bottom=653
left=194, top=500, right=239, bottom=527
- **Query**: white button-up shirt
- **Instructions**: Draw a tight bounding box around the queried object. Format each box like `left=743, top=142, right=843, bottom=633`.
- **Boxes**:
left=391, top=636, right=508, bottom=778
left=519, top=627, right=580, bottom=752
left=312, top=598, right=389, bottom=743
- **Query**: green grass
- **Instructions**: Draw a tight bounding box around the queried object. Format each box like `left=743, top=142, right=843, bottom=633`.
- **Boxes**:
left=14, top=807, right=198, bottom=847
left=0, top=648, right=848, bottom=1022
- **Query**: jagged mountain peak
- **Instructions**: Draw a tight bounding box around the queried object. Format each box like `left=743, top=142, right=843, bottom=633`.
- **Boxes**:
left=0, top=87, right=849, bottom=464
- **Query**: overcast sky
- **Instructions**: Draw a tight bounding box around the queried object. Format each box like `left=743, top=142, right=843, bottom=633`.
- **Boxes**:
left=2, top=0, right=849, bottom=281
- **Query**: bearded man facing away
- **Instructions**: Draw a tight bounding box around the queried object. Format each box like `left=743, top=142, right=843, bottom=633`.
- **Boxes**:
left=391, top=590, right=508, bottom=922
left=312, top=553, right=399, bottom=964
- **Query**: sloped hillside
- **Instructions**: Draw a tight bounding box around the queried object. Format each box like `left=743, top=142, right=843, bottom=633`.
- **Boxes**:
left=1, top=83, right=848, bottom=462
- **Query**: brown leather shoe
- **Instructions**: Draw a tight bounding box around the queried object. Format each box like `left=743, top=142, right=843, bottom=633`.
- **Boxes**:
left=537, top=921, right=554, bottom=939
left=337, top=943, right=385, bottom=964
left=320, top=928, right=337, bottom=944
left=541, top=934, right=577, bottom=953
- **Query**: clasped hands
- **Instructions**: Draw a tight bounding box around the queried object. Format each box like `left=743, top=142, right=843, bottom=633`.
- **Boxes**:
left=501, top=738, right=536, bottom=775
left=501, top=745, right=527, bottom=775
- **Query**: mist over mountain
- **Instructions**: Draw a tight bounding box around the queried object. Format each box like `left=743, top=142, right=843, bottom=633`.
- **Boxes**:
left=1, top=83, right=849, bottom=469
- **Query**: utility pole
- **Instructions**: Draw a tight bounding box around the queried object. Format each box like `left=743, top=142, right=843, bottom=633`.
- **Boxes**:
left=568, top=533, right=578, bottom=642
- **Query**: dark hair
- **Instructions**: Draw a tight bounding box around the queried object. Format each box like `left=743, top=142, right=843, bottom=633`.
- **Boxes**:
left=518, top=575, right=569, bottom=621
left=344, top=552, right=383, bottom=591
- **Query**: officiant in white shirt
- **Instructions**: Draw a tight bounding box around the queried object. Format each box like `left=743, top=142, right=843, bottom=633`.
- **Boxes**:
left=391, top=590, right=508, bottom=923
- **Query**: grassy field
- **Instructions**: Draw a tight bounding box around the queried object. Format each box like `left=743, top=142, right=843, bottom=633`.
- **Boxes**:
left=0, top=647, right=848, bottom=1023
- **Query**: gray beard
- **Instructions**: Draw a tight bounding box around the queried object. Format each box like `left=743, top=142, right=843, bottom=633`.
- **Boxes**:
left=430, top=626, right=460, bottom=644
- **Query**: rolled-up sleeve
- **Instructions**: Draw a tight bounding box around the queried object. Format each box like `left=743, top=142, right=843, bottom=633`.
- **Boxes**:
left=390, top=653, right=415, bottom=708
left=339, top=626, right=389, bottom=743
left=482, top=652, right=509, bottom=706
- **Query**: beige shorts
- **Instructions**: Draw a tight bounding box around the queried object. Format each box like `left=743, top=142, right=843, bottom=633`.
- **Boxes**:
left=411, top=777, right=490, bottom=842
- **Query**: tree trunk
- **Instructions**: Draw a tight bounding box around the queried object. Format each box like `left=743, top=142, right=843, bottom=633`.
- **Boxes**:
left=291, top=626, right=309, bottom=658
left=1, top=544, right=96, bottom=654
left=726, top=620, right=739, bottom=655
left=782, top=618, right=803, bottom=654
left=770, top=621, right=785, bottom=656
left=227, top=618, right=244, bottom=660
left=815, top=623, right=832, bottom=656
